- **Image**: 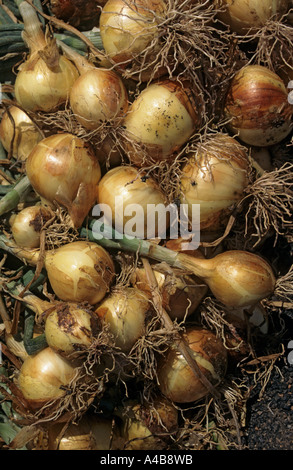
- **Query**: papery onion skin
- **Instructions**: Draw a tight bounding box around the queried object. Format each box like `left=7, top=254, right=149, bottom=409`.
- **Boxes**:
left=122, top=397, right=178, bottom=450
left=0, top=106, right=43, bottom=161
left=121, top=79, right=200, bottom=165
left=14, top=53, right=79, bottom=113
left=45, top=241, right=115, bottom=305
left=224, top=65, right=293, bottom=147
left=179, top=133, right=249, bottom=230
left=18, top=347, right=76, bottom=408
left=215, top=0, right=291, bottom=35
left=97, top=165, right=169, bottom=239
left=95, top=287, right=149, bottom=352
left=49, top=0, right=102, bottom=30
left=10, top=205, right=52, bottom=249
left=99, top=0, right=166, bottom=64
left=44, top=302, right=99, bottom=356
left=69, top=68, right=129, bottom=130
left=25, top=133, right=101, bottom=228
left=157, top=327, right=228, bottom=403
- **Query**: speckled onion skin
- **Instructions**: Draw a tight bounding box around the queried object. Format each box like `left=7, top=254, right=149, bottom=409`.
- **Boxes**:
left=225, top=65, right=293, bottom=147
left=157, top=327, right=228, bottom=403
left=121, top=80, right=200, bottom=164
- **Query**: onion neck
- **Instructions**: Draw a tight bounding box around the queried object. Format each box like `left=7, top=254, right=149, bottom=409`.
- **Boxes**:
left=18, top=1, right=47, bottom=54
left=173, top=251, right=214, bottom=280
left=57, top=40, right=94, bottom=74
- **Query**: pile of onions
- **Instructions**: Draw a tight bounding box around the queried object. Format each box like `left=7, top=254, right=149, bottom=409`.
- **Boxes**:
left=121, top=397, right=178, bottom=450
left=44, top=302, right=99, bottom=356
left=25, top=133, right=102, bottom=228
left=10, top=205, right=52, bottom=248
left=121, top=79, right=201, bottom=165
left=156, top=327, right=228, bottom=403
left=14, top=2, right=79, bottom=112
left=99, top=0, right=166, bottom=79
left=97, top=165, right=169, bottom=239
left=95, top=287, right=149, bottom=352
left=215, top=0, right=291, bottom=35
left=0, top=106, right=43, bottom=161
left=18, top=347, right=77, bottom=409
left=179, top=133, right=250, bottom=231
left=131, top=265, right=208, bottom=321
left=58, top=42, right=128, bottom=130
left=224, top=65, right=293, bottom=147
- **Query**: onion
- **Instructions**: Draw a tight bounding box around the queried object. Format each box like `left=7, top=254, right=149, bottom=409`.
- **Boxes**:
left=44, top=302, right=99, bottom=356
left=97, top=165, right=169, bottom=239
left=10, top=204, right=52, bottom=249
left=99, top=0, right=166, bottom=79
left=14, top=2, right=79, bottom=112
left=47, top=413, right=122, bottom=450
left=175, top=250, right=276, bottom=308
left=131, top=266, right=208, bottom=321
left=0, top=106, right=42, bottom=161
left=25, top=133, right=101, bottom=228
left=215, top=0, right=291, bottom=35
left=95, top=287, right=149, bottom=352
left=121, top=79, right=201, bottom=165
left=156, top=327, right=228, bottom=403
left=121, top=397, right=178, bottom=450
left=44, top=241, right=115, bottom=305
left=179, top=133, right=249, bottom=231
left=49, top=0, right=102, bottom=30
left=224, top=65, right=293, bottom=147
left=18, top=347, right=77, bottom=408
left=57, top=41, right=129, bottom=130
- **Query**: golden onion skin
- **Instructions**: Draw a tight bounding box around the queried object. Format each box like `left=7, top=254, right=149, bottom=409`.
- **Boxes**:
left=179, top=134, right=249, bottom=230
left=215, top=0, right=291, bottom=35
left=99, top=0, right=165, bottom=63
left=10, top=205, right=52, bottom=249
left=14, top=55, right=79, bottom=112
left=69, top=68, right=129, bottom=130
left=97, top=165, right=169, bottom=239
left=25, top=133, right=101, bottom=228
left=121, top=80, right=200, bottom=165
left=45, top=241, right=115, bottom=305
left=18, top=347, right=76, bottom=408
left=0, top=106, right=43, bottom=161
left=95, top=287, right=149, bottom=352
left=157, top=327, right=228, bottom=403
left=225, top=65, right=293, bottom=147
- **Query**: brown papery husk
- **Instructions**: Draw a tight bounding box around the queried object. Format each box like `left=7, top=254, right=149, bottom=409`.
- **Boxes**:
left=98, top=0, right=246, bottom=124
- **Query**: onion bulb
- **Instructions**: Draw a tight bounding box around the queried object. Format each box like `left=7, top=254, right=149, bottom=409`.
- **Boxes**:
left=95, top=287, right=149, bottom=352
left=10, top=205, right=52, bottom=249
left=157, top=327, right=228, bottom=403
left=14, top=2, right=78, bottom=112
left=179, top=133, right=249, bottom=231
left=44, top=302, right=99, bottom=356
left=0, top=106, right=42, bottom=161
left=175, top=249, right=276, bottom=308
left=25, top=133, right=101, bottom=228
left=131, top=266, right=208, bottom=321
left=121, top=397, right=178, bottom=450
left=45, top=241, right=115, bottom=305
left=215, top=0, right=291, bottom=35
left=99, top=0, right=166, bottom=79
left=121, top=79, right=201, bottom=165
left=58, top=41, right=128, bottom=130
left=18, top=347, right=77, bottom=408
left=47, top=414, right=122, bottom=450
left=224, top=65, right=293, bottom=147
left=97, top=165, right=169, bottom=239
